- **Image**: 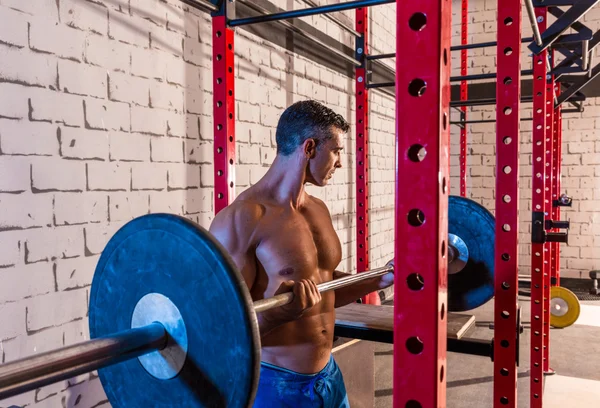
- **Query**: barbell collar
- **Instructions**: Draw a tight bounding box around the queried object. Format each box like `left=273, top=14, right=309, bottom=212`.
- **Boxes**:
left=0, top=323, right=167, bottom=401
left=253, top=264, right=394, bottom=313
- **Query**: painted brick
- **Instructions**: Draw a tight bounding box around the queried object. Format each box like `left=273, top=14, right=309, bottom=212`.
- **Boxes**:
left=131, top=47, right=166, bottom=79
left=53, top=376, right=108, bottom=408
left=108, top=9, right=150, bottom=48
left=0, top=230, right=22, bottom=267
left=239, top=144, right=261, bottom=164
left=131, top=106, right=167, bottom=135
left=0, top=193, right=53, bottom=230
left=56, top=255, right=99, bottom=291
left=185, top=140, right=212, bottom=164
left=131, top=0, right=169, bottom=26
left=151, top=137, right=184, bottom=162
left=186, top=114, right=200, bottom=139
left=31, top=158, right=86, bottom=192
left=29, top=88, right=84, bottom=127
left=200, top=164, right=214, bottom=187
left=150, top=23, right=183, bottom=55
left=0, top=45, right=57, bottom=88
left=24, top=225, right=83, bottom=263
left=149, top=190, right=184, bottom=213
left=59, top=60, right=107, bottom=98
left=59, top=127, right=109, bottom=160
left=60, top=0, right=108, bottom=35
left=0, top=301, right=25, bottom=341
left=166, top=54, right=186, bottom=86
left=183, top=37, right=205, bottom=66
left=86, top=162, right=130, bottom=191
left=0, top=6, right=29, bottom=47
left=184, top=188, right=211, bottom=214
left=84, top=98, right=130, bottom=131
left=26, top=289, right=88, bottom=332
left=0, top=83, right=31, bottom=119
left=251, top=166, right=268, bottom=185
left=166, top=113, right=186, bottom=137
left=109, top=192, right=149, bottom=222
left=84, top=222, right=123, bottom=255
left=30, top=19, right=86, bottom=61
left=54, top=193, right=108, bottom=225
left=1, top=0, right=58, bottom=20
left=1, top=325, right=63, bottom=367
left=109, top=131, right=151, bottom=162
left=85, top=34, right=131, bottom=73
left=0, top=156, right=29, bottom=193
left=0, top=263, right=54, bottom=304
left=131, top=162, right=167, bottom=190
left=108, top=71, right=150, bottom=106
left=167, top=163, right=200, bottom=189
left=150, top=81, right=184, bottom=111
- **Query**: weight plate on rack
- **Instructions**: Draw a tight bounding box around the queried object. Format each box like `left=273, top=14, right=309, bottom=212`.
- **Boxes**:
left=448, top=196, right=496, bottom=311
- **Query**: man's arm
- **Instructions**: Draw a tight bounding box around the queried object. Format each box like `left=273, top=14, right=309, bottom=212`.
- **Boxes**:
left=209, top=203, right=319, bottom=337
left=332, top=270, right=394, bottom=308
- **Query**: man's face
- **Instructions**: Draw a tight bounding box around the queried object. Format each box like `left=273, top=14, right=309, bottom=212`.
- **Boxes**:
left=307, top=128, right=344, bottom=186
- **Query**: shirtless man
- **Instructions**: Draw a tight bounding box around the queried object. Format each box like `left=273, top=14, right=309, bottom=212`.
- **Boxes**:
left=209, top=100, right=394, bottom=407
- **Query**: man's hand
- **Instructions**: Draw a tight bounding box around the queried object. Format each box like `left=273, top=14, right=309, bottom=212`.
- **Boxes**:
left=378, top=259, right=395, bottom=289
left=275, top=279, right=322, bottom=320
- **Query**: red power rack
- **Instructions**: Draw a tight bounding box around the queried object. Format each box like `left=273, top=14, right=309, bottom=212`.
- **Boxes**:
left=493, top=1, right=522, bottom=407
left=394, top=1, right=451, bottom=406
left=212, top=15, right=236, bottom=214
left=530, top=6, right=548, bottom=405
left=460, top=0, right=469, bottom=197
left=356, top=6, right=379, bottom=305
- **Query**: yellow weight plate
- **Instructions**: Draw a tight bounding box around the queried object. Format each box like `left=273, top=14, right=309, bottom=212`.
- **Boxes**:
left=550, top=286, right=581, bottom=328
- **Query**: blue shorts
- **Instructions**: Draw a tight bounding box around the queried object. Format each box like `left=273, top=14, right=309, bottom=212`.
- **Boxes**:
left=253, top=355, right=350, bottom=408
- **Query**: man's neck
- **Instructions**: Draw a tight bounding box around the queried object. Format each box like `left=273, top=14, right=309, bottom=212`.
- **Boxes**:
left=258, top=154, right=308, bottom=208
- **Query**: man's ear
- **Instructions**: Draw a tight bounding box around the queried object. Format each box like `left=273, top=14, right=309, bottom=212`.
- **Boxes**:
left=303, top=138, right=317, bottom=159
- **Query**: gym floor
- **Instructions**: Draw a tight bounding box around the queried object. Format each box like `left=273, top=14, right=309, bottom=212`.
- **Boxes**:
left=371, top=297, right=600, bottom=407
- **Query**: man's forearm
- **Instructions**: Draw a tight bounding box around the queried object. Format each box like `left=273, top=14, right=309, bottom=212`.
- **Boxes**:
left=332, top=270, right=386, bottom=308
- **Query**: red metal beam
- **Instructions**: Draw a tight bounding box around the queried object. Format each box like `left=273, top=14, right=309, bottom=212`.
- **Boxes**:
left=494, top=1, right=521, bottom=406
left=356, top=7, right=378, bottom=305
left=530, top=7, right=547, bottom=405
left=552, top=100, right=562, bottom=286
left=394, top=1, right=450, bottom=406
left=543, top=76, right=555, bottom=375
left=460, top=0, right=468, bottom=197
left=212, top=16, right=236, bottom=214
left=552, top=87, right=562, bottom=287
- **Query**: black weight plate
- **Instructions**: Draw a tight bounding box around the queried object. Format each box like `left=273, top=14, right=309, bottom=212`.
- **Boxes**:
left=448, top=196, right=495, bottom=311
left=89, top=214, right=260, bottom=408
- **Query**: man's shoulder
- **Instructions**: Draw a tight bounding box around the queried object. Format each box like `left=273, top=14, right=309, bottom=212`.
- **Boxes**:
left=307, top=194, right=330, bottom=213
left=215, top=199, right=266, bottom=228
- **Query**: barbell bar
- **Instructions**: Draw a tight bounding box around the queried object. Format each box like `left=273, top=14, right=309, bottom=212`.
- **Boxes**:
left=0, top=253, right=393, bottom=401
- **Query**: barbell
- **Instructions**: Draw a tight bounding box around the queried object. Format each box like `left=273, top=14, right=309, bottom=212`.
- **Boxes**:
left=0, top=195, right=495, bottom=407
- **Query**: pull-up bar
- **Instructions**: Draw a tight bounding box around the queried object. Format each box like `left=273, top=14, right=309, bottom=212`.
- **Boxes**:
left=230, top=0, right=394, bottom=27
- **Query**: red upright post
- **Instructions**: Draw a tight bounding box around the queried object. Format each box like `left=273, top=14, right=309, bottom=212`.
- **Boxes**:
left=553, top=100, right=562, bottom=286
left=552, top=84, right=562, bottom=287
left=356, top=7, right=378, bottom=305
left=394, top=1, right=450, bottom=406
left=212, top=14, right=236, bottom=214
left=460, top=0, right=469, bottom=197
left=530, top=7, right=547, bottom=405
left=494, top=1, right=521, bottom=407
left=543, top=77, right=555, bottom=375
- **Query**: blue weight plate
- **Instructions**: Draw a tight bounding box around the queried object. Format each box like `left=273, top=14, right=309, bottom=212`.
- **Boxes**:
left=448, top=196, right=495, bottom=311
left=89, top=214, right=260, bottom=408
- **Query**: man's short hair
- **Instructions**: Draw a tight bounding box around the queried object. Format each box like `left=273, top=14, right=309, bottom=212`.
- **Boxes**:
left=275, top=100, right=350, bottom=156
